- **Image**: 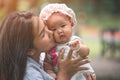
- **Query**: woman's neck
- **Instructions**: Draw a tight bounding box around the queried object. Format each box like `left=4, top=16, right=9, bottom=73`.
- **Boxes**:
left=31, top=55, right=40, bottom=63
left=30, top=50, right=41, bottom=63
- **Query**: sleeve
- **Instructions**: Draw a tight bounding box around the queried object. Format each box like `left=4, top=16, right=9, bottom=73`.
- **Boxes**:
left=70, top=35, right=82, bottom=41
left=24, top=67, right=44, bottom=80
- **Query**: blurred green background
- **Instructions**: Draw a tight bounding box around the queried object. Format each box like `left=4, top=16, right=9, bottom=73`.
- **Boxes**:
left=0, top=0, right=120, bottom=80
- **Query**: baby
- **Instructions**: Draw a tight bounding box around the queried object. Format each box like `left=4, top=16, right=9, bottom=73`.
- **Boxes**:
left=40, top=3, right=95, bottom=80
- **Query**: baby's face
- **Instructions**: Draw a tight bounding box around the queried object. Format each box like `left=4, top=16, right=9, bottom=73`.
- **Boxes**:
left=46, top=13, right=73, bottom=44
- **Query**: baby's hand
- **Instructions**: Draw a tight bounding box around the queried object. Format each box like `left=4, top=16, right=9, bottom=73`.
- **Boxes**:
left=66, top=39, right=80, bottom=51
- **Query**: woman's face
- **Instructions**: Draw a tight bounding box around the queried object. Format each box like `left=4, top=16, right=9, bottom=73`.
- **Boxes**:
left=32, top=16, right=56, bottom=53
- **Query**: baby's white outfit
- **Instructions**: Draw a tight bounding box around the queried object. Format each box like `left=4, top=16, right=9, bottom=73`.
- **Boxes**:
left=48, top=35, right=95, bottom=80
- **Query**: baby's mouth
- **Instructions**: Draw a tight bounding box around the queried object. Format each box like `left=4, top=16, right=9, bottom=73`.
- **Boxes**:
left=59, top=35, right=65, bottom=40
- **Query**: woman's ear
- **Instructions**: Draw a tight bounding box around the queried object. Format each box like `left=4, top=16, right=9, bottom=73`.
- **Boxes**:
left=27, top=49, right=35, bottom=56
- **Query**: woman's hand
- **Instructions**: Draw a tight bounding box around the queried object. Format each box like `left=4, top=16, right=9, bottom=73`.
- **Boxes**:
left=84, top=73, right=96, bottom=80
left=57, top=48, right=90, bottom=80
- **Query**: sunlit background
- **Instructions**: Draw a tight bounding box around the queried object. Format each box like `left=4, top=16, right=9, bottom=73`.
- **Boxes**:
left=0, top=0, right=120, bottom=80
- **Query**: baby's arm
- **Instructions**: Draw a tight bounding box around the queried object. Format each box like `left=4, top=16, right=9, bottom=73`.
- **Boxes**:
left=67, top=39, right=89, bottom=58
left=44, top=54, right=56, bottom=78
left=67, top=39, right=95, bottom=74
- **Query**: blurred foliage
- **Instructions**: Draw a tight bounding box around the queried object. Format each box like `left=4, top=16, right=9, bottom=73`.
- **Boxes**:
left=0, top=0, right=120, bottom=60
left=0, top=0, right=120, bottom=29
left=77, top=0, right=120, bottom=29
left=86, top=14, right=120, bottom=29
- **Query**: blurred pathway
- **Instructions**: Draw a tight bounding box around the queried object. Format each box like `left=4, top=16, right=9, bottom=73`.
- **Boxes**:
left=79, top=26, right=120, bottom=80
left=91, top=57, right=120, bottom=80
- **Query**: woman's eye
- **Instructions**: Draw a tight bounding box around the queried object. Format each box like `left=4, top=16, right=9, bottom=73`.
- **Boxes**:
left=52, top=29, right=56, bottom=31
left=41, top=33, right=45, bottom=37
left=40, top=30, right=45, bottom=38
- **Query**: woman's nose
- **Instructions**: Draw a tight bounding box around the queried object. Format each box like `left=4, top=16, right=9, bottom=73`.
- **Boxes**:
left=46, top=27, right=53, bottom=34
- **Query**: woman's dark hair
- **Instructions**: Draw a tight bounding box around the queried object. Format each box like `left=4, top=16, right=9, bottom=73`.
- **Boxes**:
left=0, top=11, right=34, bottom=80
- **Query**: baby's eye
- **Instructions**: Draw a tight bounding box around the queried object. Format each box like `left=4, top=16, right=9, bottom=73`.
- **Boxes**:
left=61, top=24, right=65, bottom=28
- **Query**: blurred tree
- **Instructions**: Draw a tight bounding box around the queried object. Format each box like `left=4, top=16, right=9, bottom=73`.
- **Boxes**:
left=27, top=0, right=39, bottom=8
left=27, top=0, right=40, bottom=15
left=0, top=0, right=4, bottom=8
left=4, top=0, right=18, bottom=15
left=92, top=0, right=101, bottom=15
left=0, top=0, right=18, bottom=21
left=0, top=0, right=40, bottom=19
left=92, top=0, right=120, bottom=16
left=113, top=0, right=120, bottom=16
left=59, top=0, right=69, bottom=4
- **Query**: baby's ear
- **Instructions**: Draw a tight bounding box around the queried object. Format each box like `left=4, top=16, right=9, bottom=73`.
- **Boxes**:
left=43, top=20, right=47, bottom=25
left=71, top=21, right=74, bottom=27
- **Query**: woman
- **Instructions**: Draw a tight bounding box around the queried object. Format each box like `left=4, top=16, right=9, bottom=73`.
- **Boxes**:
left=0, top=11, right=95, bottom=80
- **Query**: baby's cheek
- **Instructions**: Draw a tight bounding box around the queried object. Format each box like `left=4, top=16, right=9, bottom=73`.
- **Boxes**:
left=53, top=33, right=58, bottom=39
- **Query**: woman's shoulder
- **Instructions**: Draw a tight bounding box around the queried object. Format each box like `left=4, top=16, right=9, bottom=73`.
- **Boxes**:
left=24, top=57, right=54, bottom=80
left=24, top=57, right=44, bottom=80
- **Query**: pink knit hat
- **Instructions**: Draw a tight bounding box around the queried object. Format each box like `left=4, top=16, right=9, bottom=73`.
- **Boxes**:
left=40, top=3, right=77, bottom=27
